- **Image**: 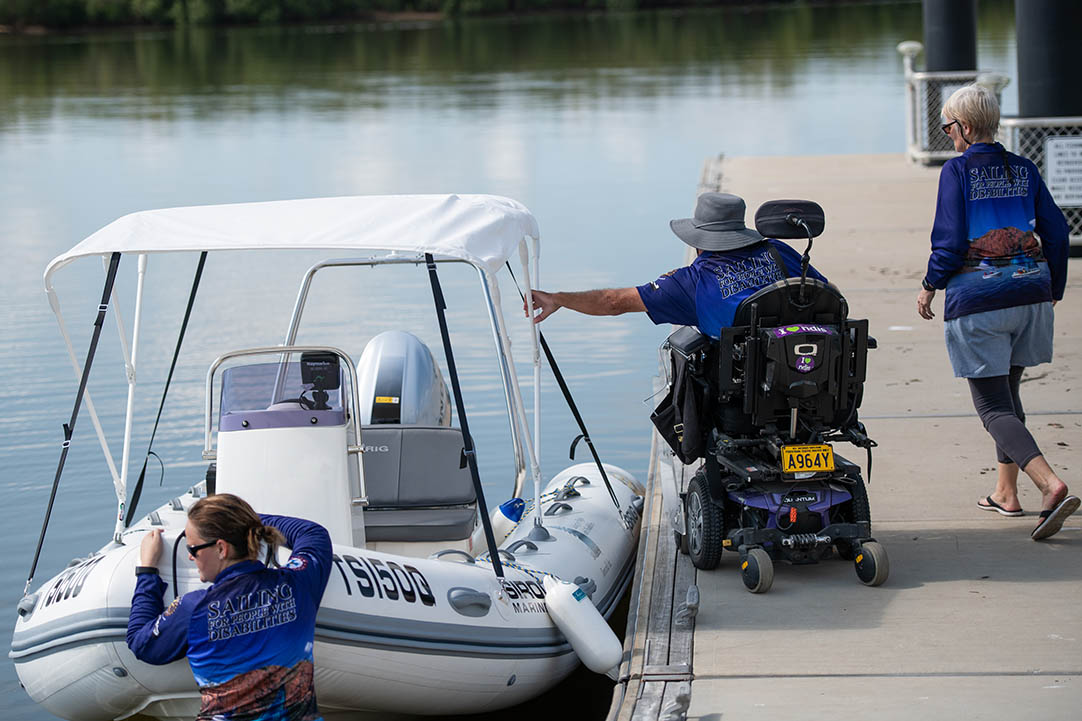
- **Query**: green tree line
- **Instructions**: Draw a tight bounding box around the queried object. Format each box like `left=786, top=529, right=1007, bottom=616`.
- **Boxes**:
left=0, top=0, right=766, bottom=28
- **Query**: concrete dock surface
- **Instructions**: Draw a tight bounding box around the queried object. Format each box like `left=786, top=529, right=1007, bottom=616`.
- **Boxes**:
left=674, top=154, right=1081, bottom=720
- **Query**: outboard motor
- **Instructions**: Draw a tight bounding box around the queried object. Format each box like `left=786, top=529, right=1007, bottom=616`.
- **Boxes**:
left=356, top=331, right=451, bottom=426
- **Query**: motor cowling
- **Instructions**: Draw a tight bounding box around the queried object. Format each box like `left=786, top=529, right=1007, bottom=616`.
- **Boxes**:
left=357, top=331, right=451, bottom=426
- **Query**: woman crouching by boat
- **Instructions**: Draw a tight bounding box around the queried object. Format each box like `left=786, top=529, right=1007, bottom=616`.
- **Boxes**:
left=127, top=493, right=332, bottom=721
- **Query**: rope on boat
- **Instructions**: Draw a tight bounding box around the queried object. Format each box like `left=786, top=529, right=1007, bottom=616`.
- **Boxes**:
left=25, top=253, right=122, bottom=596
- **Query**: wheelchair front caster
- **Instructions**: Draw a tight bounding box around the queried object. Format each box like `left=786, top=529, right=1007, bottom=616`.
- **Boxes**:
left=741, top=547, right=774, bottom=594
left=854, top=541, right=889, bottom=586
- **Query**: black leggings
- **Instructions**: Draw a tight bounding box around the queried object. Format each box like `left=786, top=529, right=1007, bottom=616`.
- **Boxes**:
left=967, top=366, right=1041, bottom=469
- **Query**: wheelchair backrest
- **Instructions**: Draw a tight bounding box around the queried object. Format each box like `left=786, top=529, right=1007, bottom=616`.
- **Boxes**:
left=732, top=277, right=846, bottom=327
left=718, top=278, right=869, bottom=439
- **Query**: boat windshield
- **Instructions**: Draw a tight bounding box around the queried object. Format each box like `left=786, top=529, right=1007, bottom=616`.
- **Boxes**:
left=219, top=361, right=345, bottom=431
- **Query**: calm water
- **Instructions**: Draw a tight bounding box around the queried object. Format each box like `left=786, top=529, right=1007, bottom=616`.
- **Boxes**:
left=0, top=3, right=1017, bottom=719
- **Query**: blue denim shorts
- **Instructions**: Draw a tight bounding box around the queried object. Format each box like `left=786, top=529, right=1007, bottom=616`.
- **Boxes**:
left=944, top=302, right=1054, bottom=378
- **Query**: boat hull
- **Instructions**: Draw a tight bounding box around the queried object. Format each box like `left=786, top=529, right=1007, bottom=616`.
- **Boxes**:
left=11, top=463, right=642, bottom=720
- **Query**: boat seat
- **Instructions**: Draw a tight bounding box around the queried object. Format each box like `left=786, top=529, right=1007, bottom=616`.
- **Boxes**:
left=351, top=425, right=477, bottom=543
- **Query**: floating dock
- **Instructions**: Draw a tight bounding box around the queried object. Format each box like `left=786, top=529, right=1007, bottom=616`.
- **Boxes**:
left=609, top=153, right=1082, bottom=720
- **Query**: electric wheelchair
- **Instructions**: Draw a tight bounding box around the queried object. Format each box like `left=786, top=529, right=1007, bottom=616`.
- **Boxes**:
left=667, top=199, right=887, bottom=593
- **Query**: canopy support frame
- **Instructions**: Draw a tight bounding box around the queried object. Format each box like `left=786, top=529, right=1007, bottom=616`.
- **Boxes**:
left=26, top=253, right=122, bottom=595
left=280, top=255, right=530, bottom=485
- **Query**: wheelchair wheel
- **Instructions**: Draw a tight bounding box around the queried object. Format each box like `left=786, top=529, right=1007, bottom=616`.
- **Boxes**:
left=854, top=541, right=889, bottom=586
left=741, top=547, right=773, bottom=594
left=849, top=476, right=872, bottom=526
left=685, top=474, right=723, bottom=570
left=835, top=476, right=872, bottom=561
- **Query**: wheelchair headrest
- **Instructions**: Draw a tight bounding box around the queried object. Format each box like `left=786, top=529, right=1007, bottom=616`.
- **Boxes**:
left=733, top=278, right=846, bottom=327
left=754, top=199, right=825, bottom=240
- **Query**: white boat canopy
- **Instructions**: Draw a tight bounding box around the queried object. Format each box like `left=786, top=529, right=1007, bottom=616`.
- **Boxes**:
left=45, top=194, right=540, bottom=285
left=39, top=193, right=548, bottom=546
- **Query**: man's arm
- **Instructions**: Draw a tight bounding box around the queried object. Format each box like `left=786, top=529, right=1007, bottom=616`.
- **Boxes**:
left=528, top=288, right=646, bottom=323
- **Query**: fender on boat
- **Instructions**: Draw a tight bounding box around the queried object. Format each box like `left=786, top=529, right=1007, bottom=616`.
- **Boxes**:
left=542, top=575, right=622, bottom=678
left=468, top=497, right=526, bottom=553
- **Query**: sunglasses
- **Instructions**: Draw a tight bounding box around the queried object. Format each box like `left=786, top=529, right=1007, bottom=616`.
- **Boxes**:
left=187, top=539, right=218, bottom=557
left=941, top=120, right=959, bottom=136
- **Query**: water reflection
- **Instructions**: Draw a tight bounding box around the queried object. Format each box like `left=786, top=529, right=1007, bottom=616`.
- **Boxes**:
left=2, top=6, right=1006, bottom=123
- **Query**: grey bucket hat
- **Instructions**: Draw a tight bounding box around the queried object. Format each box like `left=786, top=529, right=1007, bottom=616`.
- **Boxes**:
left=669, top=192, right=765, bottom=251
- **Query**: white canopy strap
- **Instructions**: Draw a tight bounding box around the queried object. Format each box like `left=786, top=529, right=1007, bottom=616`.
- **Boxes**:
left=108, top=269, right=135, bottom=387
left=46, top=291, right=121, bottom=492
left=27, top=253, right=122, bottom=595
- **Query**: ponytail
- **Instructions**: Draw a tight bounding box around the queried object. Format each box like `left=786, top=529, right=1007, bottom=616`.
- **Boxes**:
left=248, top=523, right=286, bottom=566
left=189, top=493, right=284, bottom=564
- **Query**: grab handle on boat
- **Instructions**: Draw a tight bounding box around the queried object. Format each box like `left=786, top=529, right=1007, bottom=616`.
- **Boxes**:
left=496, top=549, right=517, bottom=563
left=553, top=487, right=581, bottom=501
left=505, top=539, right=538, bottom=554
left=544, top=502, right=573, bottom=516
left=447, top=587, right=492, bottom=618
left=16, top=593, right=38, bottom=618
left=431, top=549, right=475, bottom=564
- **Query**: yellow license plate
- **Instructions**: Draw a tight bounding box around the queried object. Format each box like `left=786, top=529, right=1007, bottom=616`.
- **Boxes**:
left=780, top=444, right=835, bottom=474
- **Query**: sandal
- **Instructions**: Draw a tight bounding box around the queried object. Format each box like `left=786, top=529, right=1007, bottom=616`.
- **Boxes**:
left=1031, top=495, right=1081, bottom=540
left=977, top=496, right=1023, bottom=517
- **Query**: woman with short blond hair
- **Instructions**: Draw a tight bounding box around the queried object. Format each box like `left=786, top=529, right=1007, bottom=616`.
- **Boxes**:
left=916, top=83, right=1076, bottom=540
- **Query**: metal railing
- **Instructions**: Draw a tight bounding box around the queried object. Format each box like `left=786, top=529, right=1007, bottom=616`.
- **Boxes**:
left=1000, top=116, right=1082, bottom=247
left=897, top=41, right=1008, bottom=166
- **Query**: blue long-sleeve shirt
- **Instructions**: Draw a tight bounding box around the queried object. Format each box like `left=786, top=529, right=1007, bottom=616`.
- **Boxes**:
left=925, top=142, right=1069, bottom=320
left=127, top=514, right=332, bottom=721
left=636, top=239, right=828, bottom=338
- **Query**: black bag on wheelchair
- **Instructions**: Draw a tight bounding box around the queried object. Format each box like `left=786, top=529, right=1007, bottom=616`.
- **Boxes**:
left=650, top=326, right=712, bottom=463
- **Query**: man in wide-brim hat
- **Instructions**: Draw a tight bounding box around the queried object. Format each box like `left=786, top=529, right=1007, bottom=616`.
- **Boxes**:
left=528, top=192, right=827, bottom=338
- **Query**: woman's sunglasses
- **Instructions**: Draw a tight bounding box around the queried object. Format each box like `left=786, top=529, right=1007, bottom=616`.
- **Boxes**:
left=187, top=540, right=218, bottom=557
left=941, top=120, right=959, bottom=136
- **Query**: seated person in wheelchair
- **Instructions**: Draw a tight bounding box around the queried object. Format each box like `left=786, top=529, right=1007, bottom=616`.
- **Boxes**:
left=527, top=192, right=827, bottom=336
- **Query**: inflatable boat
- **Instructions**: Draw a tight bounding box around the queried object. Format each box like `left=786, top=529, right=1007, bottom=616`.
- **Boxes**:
left=11, top=195, right=644, bottom=720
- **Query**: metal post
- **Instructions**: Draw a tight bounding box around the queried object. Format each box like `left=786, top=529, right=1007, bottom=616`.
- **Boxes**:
left=1016, top=0, right=1082, bottom=118
left=898, top=41, right=924, bottom=157
left=922, top=0, right=976, bottom=72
